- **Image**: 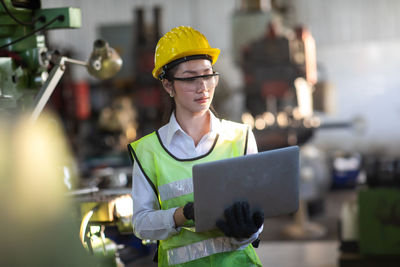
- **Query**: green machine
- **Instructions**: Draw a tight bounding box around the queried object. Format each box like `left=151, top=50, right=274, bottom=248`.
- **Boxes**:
left=0, top=0, right=81, bottom=112
left=0, top=0, right=121, bottom=120
left=339, top=159, right=400, bottom=267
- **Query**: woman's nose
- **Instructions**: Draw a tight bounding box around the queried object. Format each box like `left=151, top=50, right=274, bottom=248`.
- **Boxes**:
left=196, top=78, right=208, bottom=93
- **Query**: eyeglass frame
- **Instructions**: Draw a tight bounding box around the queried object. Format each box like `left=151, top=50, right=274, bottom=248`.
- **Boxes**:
left=170, top=71, right=220, bottom=83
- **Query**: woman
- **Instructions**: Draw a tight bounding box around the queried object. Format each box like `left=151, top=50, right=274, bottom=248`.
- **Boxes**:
left=128, top=26, right=263, bottom=266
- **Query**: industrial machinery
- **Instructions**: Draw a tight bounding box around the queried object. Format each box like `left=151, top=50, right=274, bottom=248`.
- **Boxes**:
left=233, top=2, right=367, bottom=241
left=234, top=3, right=400, bottom=264
left=338, top=157, right=400, bottom=267
left=0, top=0, right=81, bottom=112
left=239, top=19, right=321, bottom=150
left=0, top=0, right=122, bottom=120
left=0, top=1, right=131, bottom=265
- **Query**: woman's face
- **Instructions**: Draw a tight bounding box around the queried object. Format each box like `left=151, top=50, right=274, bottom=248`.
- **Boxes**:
left=164, top=59, right=218, bottom=117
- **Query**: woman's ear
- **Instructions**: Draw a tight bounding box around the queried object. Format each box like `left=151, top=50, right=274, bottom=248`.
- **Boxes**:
left=162, top=79, right=174, bottom=97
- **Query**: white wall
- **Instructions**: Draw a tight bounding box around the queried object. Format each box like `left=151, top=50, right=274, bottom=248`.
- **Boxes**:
left=292, top=0, right=400, bottom=156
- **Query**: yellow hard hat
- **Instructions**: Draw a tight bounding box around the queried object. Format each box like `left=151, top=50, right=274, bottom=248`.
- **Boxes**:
left=152, top=26, right=220, bottom=79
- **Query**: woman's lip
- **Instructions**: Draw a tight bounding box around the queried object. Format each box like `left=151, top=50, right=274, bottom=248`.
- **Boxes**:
left=195, top=97, right=209, bottom=103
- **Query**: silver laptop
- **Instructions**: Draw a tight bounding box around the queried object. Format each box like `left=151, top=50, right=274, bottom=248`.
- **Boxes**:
left=192, top=145, right=299, bottom=232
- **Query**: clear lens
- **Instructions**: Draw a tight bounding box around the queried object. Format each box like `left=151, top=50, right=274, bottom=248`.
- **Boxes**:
left=172, top=72, right=219, bottom=91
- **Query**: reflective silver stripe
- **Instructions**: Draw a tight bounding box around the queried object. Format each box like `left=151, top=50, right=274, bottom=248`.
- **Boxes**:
left=167, top=237, right=241, bottom=265
left=158, top=177, right=193, bottom=201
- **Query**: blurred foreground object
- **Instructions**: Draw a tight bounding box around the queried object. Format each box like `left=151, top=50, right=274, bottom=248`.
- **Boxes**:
left=0, top=112, right=106, bottom=266
left=1, top=2, right=124, bottom=265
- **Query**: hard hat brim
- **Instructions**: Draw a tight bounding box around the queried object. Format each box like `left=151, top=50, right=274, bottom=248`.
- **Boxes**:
left=152, top=47, right=220, bottom=79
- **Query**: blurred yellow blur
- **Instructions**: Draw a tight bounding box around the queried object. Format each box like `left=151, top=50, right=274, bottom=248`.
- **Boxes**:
left=12, top=113, right=72, bottom=224
left=0, top=112, right=103, bottom=267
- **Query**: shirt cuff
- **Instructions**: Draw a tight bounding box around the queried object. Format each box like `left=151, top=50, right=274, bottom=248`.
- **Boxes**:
left=230, top=224, right=264, bottom=249
left=168, top=207, right=180, bottom=230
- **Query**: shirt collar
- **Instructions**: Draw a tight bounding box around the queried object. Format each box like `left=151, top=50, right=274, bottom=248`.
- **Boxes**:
left=165, top=110, right=221, bottom=147
left=209, top=111, right=222, bottom=135
left=165, top=112, right=181, bottom=146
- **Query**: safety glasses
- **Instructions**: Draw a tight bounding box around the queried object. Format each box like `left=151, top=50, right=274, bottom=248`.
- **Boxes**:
left=171, top=72, right=219, bottom=91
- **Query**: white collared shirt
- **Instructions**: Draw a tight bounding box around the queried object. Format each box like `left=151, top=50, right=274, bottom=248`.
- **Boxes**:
left=131, top=111, right=261, bottom=244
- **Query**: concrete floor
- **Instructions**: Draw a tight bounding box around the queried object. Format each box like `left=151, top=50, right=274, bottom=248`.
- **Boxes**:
left=257, top=241, right=339, bottom=267
left=125, top=189, right=356, bottom=267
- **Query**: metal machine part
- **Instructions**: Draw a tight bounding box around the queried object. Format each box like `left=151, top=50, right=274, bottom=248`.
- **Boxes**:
left=30, top=55, right=85, bottom=121
left=87, top=39, right=122, bottom=80
left=1, top=1, right=121, bottom=120
left=30, top=41, right=122, bottom=122
left=0, top=0, right=81, bottom=111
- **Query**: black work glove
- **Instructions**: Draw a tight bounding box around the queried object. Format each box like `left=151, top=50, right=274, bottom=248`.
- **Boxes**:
left=183, top=202, right=195, bottom=221
left=216, top=201, right=264, bottom=239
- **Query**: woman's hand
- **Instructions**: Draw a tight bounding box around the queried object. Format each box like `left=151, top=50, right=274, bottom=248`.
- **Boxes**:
left=174, top=202, right=195, bottom=227
left=173, top=207, right=186, bottom=227
left=183, top=202, right=195, bottom=221
left=216, top=201, right=264, bottom=239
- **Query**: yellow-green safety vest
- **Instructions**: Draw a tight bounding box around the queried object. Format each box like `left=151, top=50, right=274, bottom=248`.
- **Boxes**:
left=128, top=120, right=262, bottom=266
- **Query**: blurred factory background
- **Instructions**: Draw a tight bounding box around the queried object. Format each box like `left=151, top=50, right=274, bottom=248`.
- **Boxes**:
left=1, top=0, right=400, bottom=266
